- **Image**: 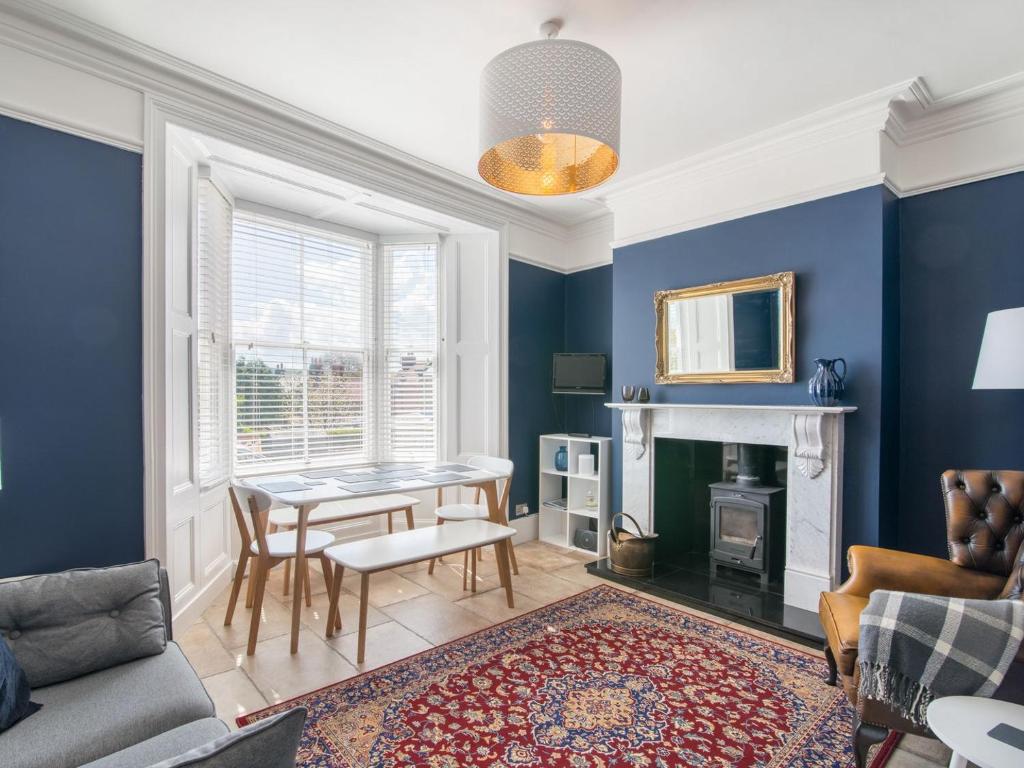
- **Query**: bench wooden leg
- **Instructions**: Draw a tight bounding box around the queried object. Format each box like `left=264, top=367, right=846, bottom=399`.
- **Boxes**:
left=405, top=506, right=415, bottom=531
left=462, top=549, right=468, bottom=591
left=471, top=547, right=477, bottom=593
left=325, top=563, right=345, bottom=638
left=428, top=518, right=444, bottom=574
left=357, top=573, right=370, bottom=664
left=224, top=553, right=248, bottom=626
left=303, top=561, right=313, bottom=606
left=387, top=511, right=394, bottom=534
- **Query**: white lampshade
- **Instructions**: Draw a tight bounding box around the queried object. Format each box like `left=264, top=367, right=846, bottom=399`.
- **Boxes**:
left=478, top=24, right=621, bottom=196
left=973, top=306, right=1024, bottom=389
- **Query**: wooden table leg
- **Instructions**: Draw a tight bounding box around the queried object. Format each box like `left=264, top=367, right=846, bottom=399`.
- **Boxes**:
left=357, top=573, right=370, bottom=664
left=482, top=480, right=515, bottom=608
left=290, top=503, right=313, bottom=654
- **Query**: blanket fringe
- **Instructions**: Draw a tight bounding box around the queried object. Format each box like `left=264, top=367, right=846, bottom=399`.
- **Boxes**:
left=859, top=661, right=934, bottom=728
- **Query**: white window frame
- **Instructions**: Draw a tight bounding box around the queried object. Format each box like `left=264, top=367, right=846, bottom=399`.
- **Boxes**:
left=228, top=203, right=442, bottom=476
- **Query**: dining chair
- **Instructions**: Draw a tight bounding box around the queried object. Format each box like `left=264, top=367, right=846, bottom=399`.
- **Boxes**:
left=427, top=455, right=518, bottom=590
left=223, top=484, right=335, bottom=655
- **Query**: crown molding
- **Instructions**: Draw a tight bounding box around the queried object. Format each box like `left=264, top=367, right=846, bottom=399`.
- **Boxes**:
left=0, top=0, right=571, bottom=242
left=601, top=72, right=1024, bottom=248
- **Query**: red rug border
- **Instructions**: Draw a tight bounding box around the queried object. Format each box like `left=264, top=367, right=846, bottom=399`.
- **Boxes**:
left=236, top=583, right=827, bottom=726
left=869, top=731, right=903, bottom=768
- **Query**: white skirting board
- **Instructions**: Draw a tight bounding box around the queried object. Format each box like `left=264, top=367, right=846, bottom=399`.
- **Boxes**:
left=509, top=513, right=539, bottom=545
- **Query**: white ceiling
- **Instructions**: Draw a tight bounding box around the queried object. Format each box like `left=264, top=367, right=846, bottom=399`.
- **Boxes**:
left=45, top=0, right=1024, bottom=224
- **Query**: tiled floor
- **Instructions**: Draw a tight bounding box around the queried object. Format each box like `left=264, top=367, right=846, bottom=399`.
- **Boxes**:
left=178, top=540, right=949, bottom=766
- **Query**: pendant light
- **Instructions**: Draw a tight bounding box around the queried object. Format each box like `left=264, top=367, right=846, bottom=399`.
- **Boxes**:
left=478, top=19, right=621, bottom=196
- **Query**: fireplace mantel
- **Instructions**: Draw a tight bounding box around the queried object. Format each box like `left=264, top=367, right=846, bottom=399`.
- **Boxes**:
left=604, top=401, right=856, bottom=612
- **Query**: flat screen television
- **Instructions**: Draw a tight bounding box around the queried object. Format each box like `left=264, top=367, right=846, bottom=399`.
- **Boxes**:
left=552, top=353, right=607, bottom=395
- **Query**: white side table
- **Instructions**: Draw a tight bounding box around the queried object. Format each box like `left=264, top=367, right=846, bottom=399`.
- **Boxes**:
left=927, top=696, right=1024, bottom=768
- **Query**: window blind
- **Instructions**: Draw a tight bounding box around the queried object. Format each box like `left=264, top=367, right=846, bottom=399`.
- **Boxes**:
left=231, top=210, right=374, bottom=469
left=196, top=178, right=232, bottom=485
left=380, top=243, right=439, bottom=460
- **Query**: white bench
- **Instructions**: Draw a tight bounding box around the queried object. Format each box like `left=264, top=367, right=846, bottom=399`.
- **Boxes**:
left=268, top=493, right=420, bottom=597
left=323, top=518, right=516, bottom=663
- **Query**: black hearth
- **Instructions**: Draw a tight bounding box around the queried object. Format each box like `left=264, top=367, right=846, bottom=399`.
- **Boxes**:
left=585, top=437, right=823, bottom=645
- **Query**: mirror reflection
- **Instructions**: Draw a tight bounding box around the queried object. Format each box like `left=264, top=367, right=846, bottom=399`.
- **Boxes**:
left=665, top=289, right=780, bottom=374
left=655, top=272, right=794, bottom=384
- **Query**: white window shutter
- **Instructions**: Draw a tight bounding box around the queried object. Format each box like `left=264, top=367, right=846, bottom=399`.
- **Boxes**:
left=196, top=178, right=232, bottom=486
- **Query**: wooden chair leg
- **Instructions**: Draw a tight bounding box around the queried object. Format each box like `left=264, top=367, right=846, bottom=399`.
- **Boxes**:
left=246, top=560, right=269, bottom=656
left=283, top=554, right=291, bottom=597
left=387, top=511, right=394, bottom=534
left=318, top=553, right=333, bottom=596
left=224, top=553, right=248, bottom=626
left=462, top=549, right=469, bottom=590
left=507, top=540, right=519, bottom=575
left=405, top=506, right=415, bottom=531
left=325, top=563, right=345, bottom=638
left=471, top=548, right=477, bottom=593
left=357, top=573, right=370, bottom=664
left=428, top=518, right=444, bottom=574
left=824, top=643, right=838, bottom=686
left=303, top=560, right=312, bottom=607
left=852, top=717, right=889, bottom=768
left=245, top=559, right=256, bottom=608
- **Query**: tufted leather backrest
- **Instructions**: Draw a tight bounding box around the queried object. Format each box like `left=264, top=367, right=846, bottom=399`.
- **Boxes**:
left=943, top=469, right=1024, bottom=578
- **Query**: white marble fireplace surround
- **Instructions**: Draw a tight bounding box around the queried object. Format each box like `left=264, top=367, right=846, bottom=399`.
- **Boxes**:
left=606, top=403, right=856, bottom=613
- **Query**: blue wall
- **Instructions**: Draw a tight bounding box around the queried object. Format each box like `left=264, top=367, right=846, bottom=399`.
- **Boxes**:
left=508, top=259, right=566, bottom=517
left=611, top=186, right=897, bottom=553
left=0, top=115, right=143, bottom=578
left=507, top=260, right=614, bottom=516
left=898, top=172, right=1024, bottom=557
left=564, top=265, right=613, bottom=438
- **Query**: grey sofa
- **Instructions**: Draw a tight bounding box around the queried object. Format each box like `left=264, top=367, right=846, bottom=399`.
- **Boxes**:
left=0, top=560, right=301, bottom=768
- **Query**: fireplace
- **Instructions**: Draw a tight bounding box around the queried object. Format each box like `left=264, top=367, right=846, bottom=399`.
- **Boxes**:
left=709, top=481, right=785, bottom=587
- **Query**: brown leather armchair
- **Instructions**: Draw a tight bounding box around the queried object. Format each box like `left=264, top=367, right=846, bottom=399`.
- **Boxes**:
left=818, top=469, right=1024, bottom=768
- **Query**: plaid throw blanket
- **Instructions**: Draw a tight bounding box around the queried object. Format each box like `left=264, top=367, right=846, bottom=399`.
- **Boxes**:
left=859, top=590, right=1024, bottom=727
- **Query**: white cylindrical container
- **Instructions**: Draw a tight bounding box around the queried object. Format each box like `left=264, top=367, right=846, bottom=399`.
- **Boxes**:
left=578, top=454, right=595, bottom=476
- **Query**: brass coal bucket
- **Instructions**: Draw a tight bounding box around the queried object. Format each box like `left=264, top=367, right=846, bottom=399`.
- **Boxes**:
left=608, top=513, right=658, bottom=577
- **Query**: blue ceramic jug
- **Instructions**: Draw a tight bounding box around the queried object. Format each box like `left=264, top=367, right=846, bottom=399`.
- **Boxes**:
left=809, top=358, right=846, bottom=406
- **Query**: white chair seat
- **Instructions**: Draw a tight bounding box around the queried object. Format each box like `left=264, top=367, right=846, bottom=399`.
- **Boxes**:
left=250, top=529, right=334, bottom=557
left=435, top=503, right=489, bottom=522
left=268, top=493, right=420, bottom=528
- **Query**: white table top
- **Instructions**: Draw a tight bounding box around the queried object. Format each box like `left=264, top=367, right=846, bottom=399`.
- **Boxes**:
left=242, top=462, right=508, bottom=509
left=324, top=518, right=515, bottom=571
left=928, top=696, right=1024, bottom=768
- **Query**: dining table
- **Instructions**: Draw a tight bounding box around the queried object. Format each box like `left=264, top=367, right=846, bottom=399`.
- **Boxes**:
left=241, top=461, right=515, bottom=654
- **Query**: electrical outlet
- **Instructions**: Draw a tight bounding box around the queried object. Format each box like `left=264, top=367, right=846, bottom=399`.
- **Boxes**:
left=516, top=503, right=530, bottom=517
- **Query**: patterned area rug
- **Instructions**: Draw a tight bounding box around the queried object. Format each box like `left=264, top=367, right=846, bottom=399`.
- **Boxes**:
left=239, top=586, right=867, bottom=767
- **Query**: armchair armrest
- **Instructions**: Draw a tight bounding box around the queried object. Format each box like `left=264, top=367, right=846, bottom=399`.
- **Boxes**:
left=838, top=545, right=1006, bottom=600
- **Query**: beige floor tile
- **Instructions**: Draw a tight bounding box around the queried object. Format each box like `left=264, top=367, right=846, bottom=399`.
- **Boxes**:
left=331, top=620, right=433, bottom=671
left=511, top=542, right=585, bottom=571
left=502, top=566, right=586, bottom=603
left=897, top=735, right=951, bottom=764
left=234, top=629, right=358, bottom=703
left=203, top=585, right=296, bottom=649
left=380, top=593, right=491, bottom=644
left=263, top=559, right=333, bottom=600
left=177, top=619, right=236, bottom=678
left=455, top=587, right=545, bottom=624
left=403, top=558, right=500, bottom=600
left=200, top=668, right=268, bottom=729
left=300, top=591, right=390, bottom=637
left=337, top=570, right=430, bottom=607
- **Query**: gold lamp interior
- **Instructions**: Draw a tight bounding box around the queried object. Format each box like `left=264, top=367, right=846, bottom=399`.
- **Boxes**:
left=478, top=132, right=619, bottom=196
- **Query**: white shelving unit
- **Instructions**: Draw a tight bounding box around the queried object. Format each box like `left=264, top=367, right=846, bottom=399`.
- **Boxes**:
left=538, top=434, right=611, bottom=558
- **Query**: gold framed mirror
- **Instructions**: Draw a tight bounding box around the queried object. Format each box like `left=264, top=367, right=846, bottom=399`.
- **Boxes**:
left=655, top=271, right=795, bottom=384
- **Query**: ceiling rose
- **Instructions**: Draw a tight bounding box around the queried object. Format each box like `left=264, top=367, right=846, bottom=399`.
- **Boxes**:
left=478, top=19, right=622, bottom=196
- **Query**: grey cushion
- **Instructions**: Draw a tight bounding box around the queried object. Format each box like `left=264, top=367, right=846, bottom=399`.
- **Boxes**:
left=0, top=642, right=215, bottom=768
left=79, top=718, right=230, bottom=768
left=149, top=707, right=306, bottom=768
left=0, top=560, right=167, bottom=687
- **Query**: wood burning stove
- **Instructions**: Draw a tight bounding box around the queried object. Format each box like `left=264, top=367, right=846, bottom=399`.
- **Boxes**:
left=709, top=480, right=785, bottom=587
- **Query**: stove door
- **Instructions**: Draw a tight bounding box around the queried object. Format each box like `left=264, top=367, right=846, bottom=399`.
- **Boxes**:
left=711, top=496, right=766, bottom=571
